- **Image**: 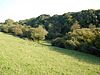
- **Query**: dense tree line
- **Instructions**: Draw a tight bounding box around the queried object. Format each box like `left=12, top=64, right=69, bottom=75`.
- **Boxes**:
left=19, top=9, right=100, bottom=39
left=19, top=9, right=100, bottom=56
left=52, top=27, right=100, bottom=56
left=0, top=9, right=100, bottom=56
left=0, top=19, right=48, bottom=41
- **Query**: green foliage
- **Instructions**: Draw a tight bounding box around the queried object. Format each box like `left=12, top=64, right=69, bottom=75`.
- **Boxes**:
left=22, top=25, right=31, bottom=38
left=52, top=28, right=100, bottom=56
left=29, top=28, right=35, bottom=40
left=65, top=38, right=80, bottom=50
left=67, top=28, right=99, bottom=50
left=71, top=21, right=80, bottom=31
left=0, top=9, right=100, bottom=56
left=94, top=29, right=100, bottom=49
left=34, top=25, right=48, bottom=41
left=11, top=25, right=23, bottom=36
left=72, top=9, right=98, bottom=27
left=5, top=19, right=14, bottom=25
left=0, top=22, right=48, bottom=41
left=18, top=9, right=100, bottom=39
left=1, top=25, right=9, bottom=33
left=52, top=37, right=65, bottom=48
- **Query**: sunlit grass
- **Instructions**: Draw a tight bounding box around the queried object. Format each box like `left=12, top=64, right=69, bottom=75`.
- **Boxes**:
left=0, top=32, right=100, bottom=75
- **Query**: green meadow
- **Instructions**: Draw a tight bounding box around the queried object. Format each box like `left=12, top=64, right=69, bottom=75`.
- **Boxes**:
left=0, top=32, right=100, bottom=75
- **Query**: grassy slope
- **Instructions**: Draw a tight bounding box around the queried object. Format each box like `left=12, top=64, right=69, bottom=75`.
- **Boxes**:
left=0, top=32, right=100, bottom=75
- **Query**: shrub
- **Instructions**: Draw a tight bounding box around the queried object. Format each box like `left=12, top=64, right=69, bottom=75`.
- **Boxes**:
left=34, top=25, right=48, bottom=41
left=1, top=25, right=9, bottom=33
left=71, top=21, right=80, bottom=31
left=11, top=25, right=23, bottom=36
left=51, top=28, right=100, bottom=56
left=95, top=31, right=100, bottom=49
left=65, top=38, right=80, bottom=50
left=51, top=37, right=65, bottom=48
left=30, top=28, right=35, bottom=40
left=22, top=26, right=31, bottom=38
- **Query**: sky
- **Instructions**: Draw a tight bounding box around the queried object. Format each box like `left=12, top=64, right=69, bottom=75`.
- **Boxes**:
left=0, top=0, right=100, bottom=22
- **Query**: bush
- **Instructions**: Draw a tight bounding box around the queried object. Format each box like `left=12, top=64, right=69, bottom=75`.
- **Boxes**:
left=22, top=26, right=31, bottom=38
left=51, top=28, right=100, bottom=56
left=0, top=23, right=48, bottom=42
left=34, top=25, right=48, bottom=41
left=11, top=25, right=23, bottom=36
left=1, top=25, right=9, bottom=33
left=65, top=38, right=80, bottom=50
left=29, top=28, right=35, bottom=40
left=51, top=37, right=65, bottom=48
left=95, top=31, right=100, bottom=49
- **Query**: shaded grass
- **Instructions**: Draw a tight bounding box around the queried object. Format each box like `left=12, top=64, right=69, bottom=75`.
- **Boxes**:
left=0, top=32, right=100, bottom=75
left=48, top=46, right=100, bottom=64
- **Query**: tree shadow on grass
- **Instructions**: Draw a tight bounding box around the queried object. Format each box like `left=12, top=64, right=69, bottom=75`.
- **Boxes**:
left=2, top=32, right=99, bottom=65
left=43, top=44, right=100, bottom=65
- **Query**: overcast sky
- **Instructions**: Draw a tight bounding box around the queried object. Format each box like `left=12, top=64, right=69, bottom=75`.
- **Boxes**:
left=0, top=0, right=100, bottom=22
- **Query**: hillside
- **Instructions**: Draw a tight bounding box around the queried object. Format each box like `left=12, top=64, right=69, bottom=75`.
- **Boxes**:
left=0, top=9, right=100, bottom=56
left=0, top=32, right=100, bottom=75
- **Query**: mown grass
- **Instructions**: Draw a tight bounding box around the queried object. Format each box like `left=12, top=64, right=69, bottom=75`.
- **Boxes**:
left=0, top=32, right=100, bottom=75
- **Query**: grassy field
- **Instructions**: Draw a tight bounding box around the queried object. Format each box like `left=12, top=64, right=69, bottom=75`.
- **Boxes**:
left=0, top=32, right=100, bottom=75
